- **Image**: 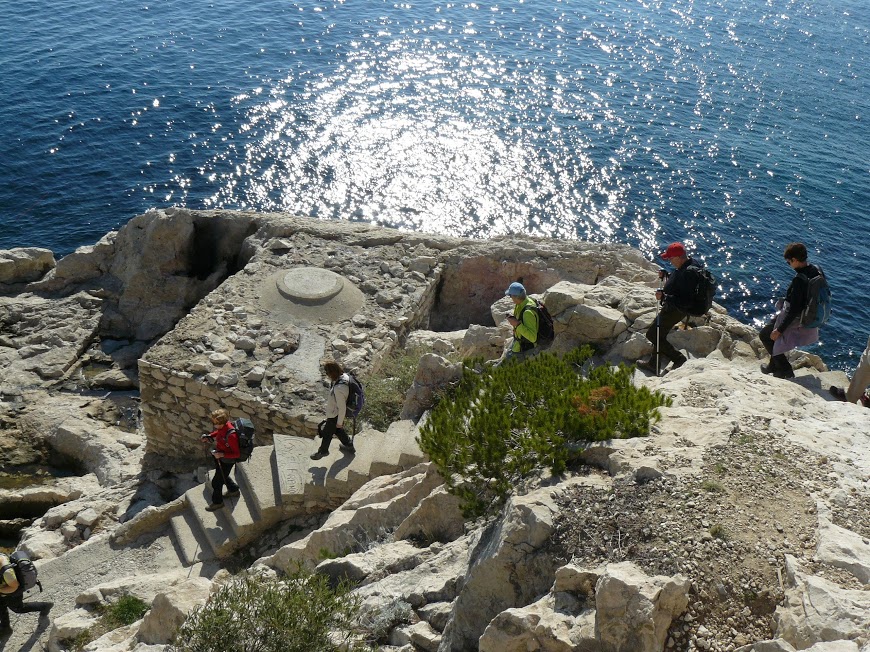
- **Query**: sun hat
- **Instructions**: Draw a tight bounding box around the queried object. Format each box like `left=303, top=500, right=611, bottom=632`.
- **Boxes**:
left=660, top=242, right=687, bottom=260
left=505, top=282, right=526, bottom=297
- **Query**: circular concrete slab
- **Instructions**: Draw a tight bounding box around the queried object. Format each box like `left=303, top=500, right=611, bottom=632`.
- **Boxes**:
left=261, top=266, right=365, bottom=325
left=277, top=267, right=344, bottom=303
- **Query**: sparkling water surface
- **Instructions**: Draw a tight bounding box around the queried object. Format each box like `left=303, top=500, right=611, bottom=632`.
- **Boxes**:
left=1, top=0, right=868, bottom=370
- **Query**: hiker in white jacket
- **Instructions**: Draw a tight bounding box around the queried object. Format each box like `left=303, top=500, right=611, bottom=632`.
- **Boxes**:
left=310, top=360, right=356, bottom=460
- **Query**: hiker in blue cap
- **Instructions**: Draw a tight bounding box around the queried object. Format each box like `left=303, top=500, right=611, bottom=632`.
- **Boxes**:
left=499, top=282, right=541, bottom=365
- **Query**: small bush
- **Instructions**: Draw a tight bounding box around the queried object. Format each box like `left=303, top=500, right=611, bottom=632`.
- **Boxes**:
left=102, top=595, right=150, bottom=629
left=419, top=347, right=672, bottom=517
left=362, top=348, right=424, bottom=431
left=173, top=569, right=371, bottom=652
left=62, top=595, right=151, bottom=651
left=701, top=479, right=724, bottom=493
left=710, top=523, right=729, bottom=540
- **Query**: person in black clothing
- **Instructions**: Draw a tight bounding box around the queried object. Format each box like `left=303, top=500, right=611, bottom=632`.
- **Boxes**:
left=1, top=552, right=53, bottom=636
left=759, top=242, right=822, bottom=379
left=638, top=242, right=701, bottom=374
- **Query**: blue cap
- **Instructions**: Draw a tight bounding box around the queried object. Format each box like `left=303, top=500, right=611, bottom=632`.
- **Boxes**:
left=505, top=282, right=526, bottom=297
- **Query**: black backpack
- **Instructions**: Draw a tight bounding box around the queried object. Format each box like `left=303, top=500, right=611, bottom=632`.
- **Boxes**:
left=800, top=267, right=831, bottom=328
left=685, top=265, right=717, bottom=316
left=230, top=418, right=256, bottom=462
left=1, top=551, right=42, bottom=596
left=336, top=371, right=366, bottom=435
left=520, top=298, right=555, bottom=345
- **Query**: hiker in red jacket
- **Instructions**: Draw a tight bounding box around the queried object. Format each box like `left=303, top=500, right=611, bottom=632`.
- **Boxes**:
left=200, top=408, right=241, bottom=511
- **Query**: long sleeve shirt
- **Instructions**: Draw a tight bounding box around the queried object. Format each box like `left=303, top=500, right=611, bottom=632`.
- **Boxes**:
left=326, top=376, right=350, bottom=427
left=205, top=422, right=240, bottom=460
left=511, top=297, right=540, bottom=352
left=777, top=264, right=821, bottom=332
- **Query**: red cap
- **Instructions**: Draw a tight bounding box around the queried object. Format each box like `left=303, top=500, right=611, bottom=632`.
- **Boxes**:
left=660, top=242, right=686, bottom=260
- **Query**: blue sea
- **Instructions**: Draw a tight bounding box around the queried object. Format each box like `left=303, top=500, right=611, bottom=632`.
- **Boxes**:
left=1, top=0, right=868, bottom=370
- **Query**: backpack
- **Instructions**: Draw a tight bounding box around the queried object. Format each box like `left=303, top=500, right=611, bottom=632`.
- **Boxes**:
left=1, top=551, right=42, bottom=595
left=685, top=265, right=717, bottom=316
left=800, top=267, right=831, bottom=328
left=519, top=298, right=555, bottom=345
left=230, top=418, right=255, bottom=462
left=340, top=371, right=366, bottom=418
left=336, top=371, right=366, bottom=435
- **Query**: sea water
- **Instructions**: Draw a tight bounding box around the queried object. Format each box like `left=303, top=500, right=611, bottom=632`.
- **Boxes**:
left=1, top=0, right=868, bottom=369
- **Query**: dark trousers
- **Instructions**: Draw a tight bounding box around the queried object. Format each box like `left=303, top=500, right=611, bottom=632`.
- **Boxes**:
left=645, top=305, right=688, bottom=364
left=317, top=417, right=353, bottom=454
left=210, top=458, right=238, bottom=505
left=760, top=320, right=794, bottom=375
left=1, top=595, right=51, bottom=629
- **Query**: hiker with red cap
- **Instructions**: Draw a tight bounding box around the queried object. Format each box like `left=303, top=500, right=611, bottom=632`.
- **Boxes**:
left=638, top=242, right=704, bottom=374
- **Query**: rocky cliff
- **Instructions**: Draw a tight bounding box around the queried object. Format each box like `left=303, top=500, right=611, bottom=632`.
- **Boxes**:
left=0, top=210, right=867, bottom=652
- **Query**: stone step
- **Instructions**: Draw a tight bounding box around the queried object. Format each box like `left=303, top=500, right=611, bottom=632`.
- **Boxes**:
left=235, top=445, right=284, bottom=521
left=170, top=510, right=215, bottom=565
left=273, top=423, right=429, bottom=509
left=185, top=482, right=242, bottom=557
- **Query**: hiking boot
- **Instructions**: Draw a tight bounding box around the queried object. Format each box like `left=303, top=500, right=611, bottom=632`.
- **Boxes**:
left=310, top=451, right=327, bottom=460
left=339, top=443, right=356, bottom=454
left=670, top=355, right=687, bottom=370
left=760, top=363, right=775, bottom=375
left=205, top=502, right=225, bottom=512
left=828, top=385, right=847, bottom=401
left=773, top=368, right=795, bottom=379
left=0, top=626, right=12, bottom=636
left=861, top=393, right=870, bottom=408
left=224, top=489, right=241, bottom=498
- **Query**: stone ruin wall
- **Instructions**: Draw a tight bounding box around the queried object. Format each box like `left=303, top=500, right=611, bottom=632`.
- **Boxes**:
left=139, top=263, right=441, bottom=470
left=133, top=211, right=664, bottom=472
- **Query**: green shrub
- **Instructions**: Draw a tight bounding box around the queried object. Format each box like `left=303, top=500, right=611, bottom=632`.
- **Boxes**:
left=173, top=569, right=371, bottom=652
left=419, top=348, right=672, bottom=517
left=362, top=348, right=425, bottom=431
left=61, top=595, right=152, bottom=651
left=102, top=595, right=150, bottom=629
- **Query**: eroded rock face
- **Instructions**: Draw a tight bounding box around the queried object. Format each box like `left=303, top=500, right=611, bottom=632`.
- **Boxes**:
left=400, top=354, right=463, bottom=421
left=137, top=577, right=212, bottom=645
left=775, top=555, right=870, bottom=649
left=0, top=247, right=55, bottom=285
left=438, top=487, right=562, bottom=652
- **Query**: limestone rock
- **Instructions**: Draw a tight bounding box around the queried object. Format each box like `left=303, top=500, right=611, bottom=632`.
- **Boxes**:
left=0, top=247, right=55, bottom=284
left=556, top=303, right=628, bottom=346
left=459, top=324, right=508, bottom=360
left=76, top=570, right=190, bottom=607
left=816, top=511, right=870, bottom=584
left=407, top=329, right=465, bottom=354
left=393, top=485, right=465, bottom=544
left=438, top=486, right=562, bottom=651
left=400, top=354, right=462, bottom=421
left=594, top=561, right=690, bottom=652
left=479, top=593, right=594, bottom=652
left=50, top=232, right=117, bottom=286
left=775, top=555, right=870, bottom=649
left=317, top=540, right=434, bottom=586
left=137, top=577, right=212, bottom=645
left=263, top=464, right=443, bottom=572
left=48, top=607, right=100, bottom=652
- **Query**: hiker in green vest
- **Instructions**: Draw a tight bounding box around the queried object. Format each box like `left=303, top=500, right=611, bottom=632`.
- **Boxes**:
left=499, top=282, right=540, bottom=365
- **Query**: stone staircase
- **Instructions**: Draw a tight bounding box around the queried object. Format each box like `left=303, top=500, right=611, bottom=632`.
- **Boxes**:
left=170, top=420, right=427, bottom=565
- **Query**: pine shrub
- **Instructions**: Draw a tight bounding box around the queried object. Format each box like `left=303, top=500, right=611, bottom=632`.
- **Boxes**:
left=172, top=570, right=371, bottom=652
left=418, top=347, right=672, bottom=517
